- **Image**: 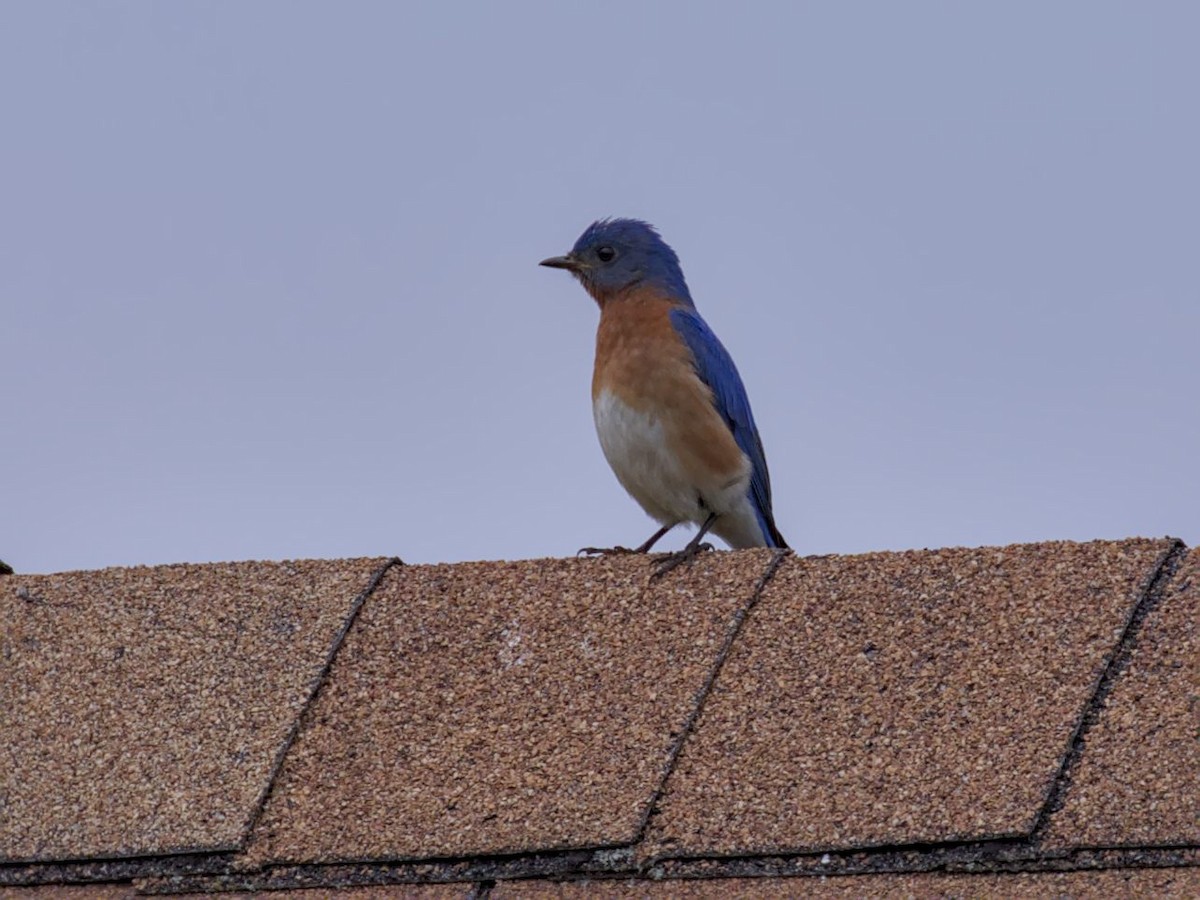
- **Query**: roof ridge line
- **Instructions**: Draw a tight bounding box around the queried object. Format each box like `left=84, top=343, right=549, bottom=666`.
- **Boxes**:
left=1027, top=537, right=1189, bottom=840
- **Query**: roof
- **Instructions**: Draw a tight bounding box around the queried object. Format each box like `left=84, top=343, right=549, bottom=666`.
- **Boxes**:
left=1, top=538, right=1197, bottom=896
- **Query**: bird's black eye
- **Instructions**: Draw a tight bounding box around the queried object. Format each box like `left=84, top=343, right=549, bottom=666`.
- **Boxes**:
left=596, top=245, right=616, bottom=262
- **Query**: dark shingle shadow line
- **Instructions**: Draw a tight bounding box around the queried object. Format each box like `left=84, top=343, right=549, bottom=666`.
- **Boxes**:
left=1026, top=537, right=1188, bottom=839
left=644, top=841, right=1200, bottom=881
left=631, top=548, right=791, bottom=844
left=138, top=848, right=628, bottom=894
left=236, top=556, right=405, bottom=848
left=0, top=852, right=237, bottom=889
left=131, top=842, right=1199, bottom=893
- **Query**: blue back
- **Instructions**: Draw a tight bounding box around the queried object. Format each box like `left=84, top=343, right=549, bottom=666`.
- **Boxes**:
left=668, top=307, right=786, bottom=548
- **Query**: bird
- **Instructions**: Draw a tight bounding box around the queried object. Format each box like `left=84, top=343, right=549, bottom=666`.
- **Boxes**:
left=540, top=218, right=786, bottom=576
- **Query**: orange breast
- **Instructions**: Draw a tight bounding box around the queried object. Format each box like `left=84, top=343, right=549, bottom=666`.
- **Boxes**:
left=592, top=290, right=747, bottom=487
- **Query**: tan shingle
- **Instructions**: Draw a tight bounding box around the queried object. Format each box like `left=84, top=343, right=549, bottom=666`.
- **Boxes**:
left=0, top=558, right=390, bottom=861
left=1043, top=546, right=1200, bottom=847
left=491, top=866, right=1200, bottom=898
left=0, top=888, right=469, bottom=899
left=247, top=552, right=776, bottom=863
left=645, top=539, right=1171, bottom=856
left=4, top=539, right=1196, bottom=894
left=251, top=890, right=473, bottom=900
left=0, top=887, right=138, bottom=900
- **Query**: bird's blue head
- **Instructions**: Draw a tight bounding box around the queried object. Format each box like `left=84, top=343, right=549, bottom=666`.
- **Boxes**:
left=540, top=218, right=693, bottom=305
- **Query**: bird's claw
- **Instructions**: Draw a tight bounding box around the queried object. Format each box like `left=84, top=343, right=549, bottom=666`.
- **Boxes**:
left=649, top=542, right=714, bottom=579
left=577, top=545, right=636, bottom=557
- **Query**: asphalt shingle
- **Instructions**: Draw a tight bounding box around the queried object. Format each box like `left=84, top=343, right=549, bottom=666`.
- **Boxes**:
left=0, top=558, right=389, bottom=861
left=491, top=866, right=1200, bottom=898
left=248, top=552, right=775, bottom=863
left=4, top=539, right=1196, bottom=895
left=646, top=539, right=1172, bottom=856
left=1043, top=546, right=1200, bottom=847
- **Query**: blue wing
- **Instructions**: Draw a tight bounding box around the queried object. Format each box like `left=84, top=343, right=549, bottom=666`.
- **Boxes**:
left=669, top=307, right=786, bottom=548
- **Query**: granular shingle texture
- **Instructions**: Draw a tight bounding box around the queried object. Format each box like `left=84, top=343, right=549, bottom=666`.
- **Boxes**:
left=4, top=539, right=1197, bottom=895
left=232, top=889, right=472, bottom=900
left=0, top=558, right=389, bottom=861
left=646, top=539, right=1171, bottom=855
left=491, top=867, right=1200, bottom=898
left=248, top=553, right=775, bottom=863
left=0, top=888, right=470, bottom=899
left=1043, top=546, right=1200, bottom=848
left=0, top=888, right=137, bottom=900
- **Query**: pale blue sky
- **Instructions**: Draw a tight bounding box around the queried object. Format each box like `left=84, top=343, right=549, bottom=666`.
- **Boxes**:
left=3, top=2, right=1197, bottom=573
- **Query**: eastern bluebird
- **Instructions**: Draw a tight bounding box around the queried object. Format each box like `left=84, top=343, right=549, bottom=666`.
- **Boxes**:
left=541, top=218, right=787, bottom=576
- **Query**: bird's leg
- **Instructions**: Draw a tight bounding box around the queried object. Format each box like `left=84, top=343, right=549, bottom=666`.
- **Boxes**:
left=579, top=523, right=673, bottom=558
left=650, top=513, right=718, bottom=579
left=633, top=523, right=673, bottom=553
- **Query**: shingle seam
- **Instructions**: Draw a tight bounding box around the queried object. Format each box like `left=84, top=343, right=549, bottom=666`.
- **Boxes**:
left=1027, top=538, right=1189, bottom=840
left=137, top=850, right=614, bottom=894
left=0, top=851, right=235, bottom=889
left=128, top=844, right=1200, bottom=893
left=648, top=831, right=1200, bottom=871
left=646, top=844, right=1200, bottom=880
left=234, top=556, right=405, bottom=849
left=632, top=549, right=791, bottom=845
left=645, top=832, right=1032, bottom=868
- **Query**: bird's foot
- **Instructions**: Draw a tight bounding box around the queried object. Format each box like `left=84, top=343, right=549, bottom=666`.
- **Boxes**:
left=650, top=542, right=715, bottom=580
left=577, top=545, right=638, bottom=557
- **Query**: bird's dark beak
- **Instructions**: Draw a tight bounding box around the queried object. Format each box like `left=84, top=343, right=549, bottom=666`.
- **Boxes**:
left=539, top=254, right=579, bottom=271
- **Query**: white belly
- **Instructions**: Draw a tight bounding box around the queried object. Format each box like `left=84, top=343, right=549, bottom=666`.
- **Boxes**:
left=593, top=389, right=701, bottom=526
left=592, top=389, right=759, bottom=547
